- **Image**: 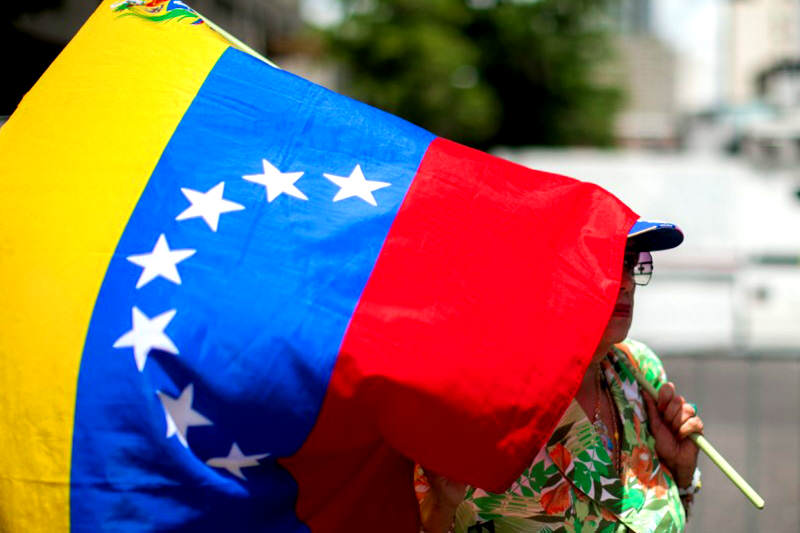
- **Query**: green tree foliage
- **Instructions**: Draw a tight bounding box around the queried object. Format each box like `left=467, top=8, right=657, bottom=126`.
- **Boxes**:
left=320, top=0, right=623, bottom=148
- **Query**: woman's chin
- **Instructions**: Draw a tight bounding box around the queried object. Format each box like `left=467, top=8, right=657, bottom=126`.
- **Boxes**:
left=604, top=318, right=632, bottom=344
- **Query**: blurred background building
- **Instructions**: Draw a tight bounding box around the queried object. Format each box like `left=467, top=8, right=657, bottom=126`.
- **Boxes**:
left=612, top=0, right=680, bottom=148
left=3, top=0, right=799, bottom=530
left=728, top=0, right=800, bottom=105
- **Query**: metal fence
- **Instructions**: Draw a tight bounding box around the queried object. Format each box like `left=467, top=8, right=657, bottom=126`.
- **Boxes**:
left=662, top=354, right=799, bottom=532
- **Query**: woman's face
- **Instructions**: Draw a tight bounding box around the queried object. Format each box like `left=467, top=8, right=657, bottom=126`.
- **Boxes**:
left=599, top=249, right=638, bottom=349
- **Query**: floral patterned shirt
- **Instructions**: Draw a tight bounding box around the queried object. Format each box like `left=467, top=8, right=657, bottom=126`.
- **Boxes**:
left=416, top=339, right=686, bottom=533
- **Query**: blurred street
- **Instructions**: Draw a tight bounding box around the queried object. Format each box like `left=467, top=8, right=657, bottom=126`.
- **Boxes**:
left=666, top=356, right=797, bottom=532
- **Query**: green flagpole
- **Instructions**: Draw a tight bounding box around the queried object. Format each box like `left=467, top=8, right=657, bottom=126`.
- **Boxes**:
left=626, top=362, right=765, bottom=510
left=194, top=9, right=279, bottom=69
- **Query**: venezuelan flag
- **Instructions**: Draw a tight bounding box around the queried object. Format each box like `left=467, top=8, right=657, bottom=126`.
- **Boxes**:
left=0, top=1, right=637, bottom=531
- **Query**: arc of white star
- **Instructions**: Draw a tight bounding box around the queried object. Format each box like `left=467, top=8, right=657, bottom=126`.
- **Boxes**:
left=126, top=234, right=196, bottom=289
left=323, top=164, right=390, bottom=206
left=156, top=384, right=213, bottom=448
left=206, top=443, right=269, bottom=480
left=242, top=158, right=307, bottom=202
left=113, top=306, right=179, bottom=371
left=175, top=181, right=244, bottom=232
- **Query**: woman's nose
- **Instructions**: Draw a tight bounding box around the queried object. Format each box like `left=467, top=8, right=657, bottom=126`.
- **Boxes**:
left=620, top=268, right=635, bottom=291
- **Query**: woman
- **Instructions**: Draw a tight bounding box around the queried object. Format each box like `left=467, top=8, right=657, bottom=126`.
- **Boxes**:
left=417, top=220, right=704, bottom=533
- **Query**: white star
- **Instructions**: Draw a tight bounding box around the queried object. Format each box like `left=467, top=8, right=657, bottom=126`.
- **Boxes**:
left=242, top=158, right=307, bottom=202
left=156, top=384, right=212, bottom=447
left=175, top=181, right=244, bottom=231
left=206, top=442, right=269, bottom=480
left=126, top=234, right=196, bottom=289
left=323, top=164, right=390, bottom=206
left=113, top=306, right=179, bottom=371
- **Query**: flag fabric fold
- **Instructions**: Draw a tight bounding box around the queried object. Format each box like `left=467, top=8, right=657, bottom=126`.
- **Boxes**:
left=0, top=1, right=637, bottom=531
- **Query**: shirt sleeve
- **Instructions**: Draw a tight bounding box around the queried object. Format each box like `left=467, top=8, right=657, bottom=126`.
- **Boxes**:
left=621, top=338, right=668, bottom=391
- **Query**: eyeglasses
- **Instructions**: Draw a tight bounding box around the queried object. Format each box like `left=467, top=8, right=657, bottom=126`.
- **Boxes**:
left=623, top=251, right=653, bottom=286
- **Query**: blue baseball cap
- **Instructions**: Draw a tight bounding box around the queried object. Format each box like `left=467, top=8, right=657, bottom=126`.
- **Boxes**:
left=627, top=220, right=683, bottom=251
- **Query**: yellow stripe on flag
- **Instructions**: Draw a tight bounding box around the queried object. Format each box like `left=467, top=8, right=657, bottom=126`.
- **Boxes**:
left=0, top=2, right=228, bottom=529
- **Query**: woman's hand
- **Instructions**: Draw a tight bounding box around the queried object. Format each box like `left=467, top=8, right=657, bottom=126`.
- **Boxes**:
left=642, top=381, right=704, bottom=489
left=419, top=469, right=467, bottom=533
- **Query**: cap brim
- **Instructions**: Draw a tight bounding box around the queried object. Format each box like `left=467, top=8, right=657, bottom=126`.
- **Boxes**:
left=627, top=220, right=684, bottom=251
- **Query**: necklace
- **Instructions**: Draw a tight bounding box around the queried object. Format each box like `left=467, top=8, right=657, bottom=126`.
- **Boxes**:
left=592, top=364, right=621, bottom=472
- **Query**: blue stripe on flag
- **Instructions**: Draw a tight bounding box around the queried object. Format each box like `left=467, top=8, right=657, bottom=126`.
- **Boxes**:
left=71, top=48, right=435, bottom=531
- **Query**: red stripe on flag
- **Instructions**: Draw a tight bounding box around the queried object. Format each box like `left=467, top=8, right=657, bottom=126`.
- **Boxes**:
left=282, top=138, right=637, bottom=531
